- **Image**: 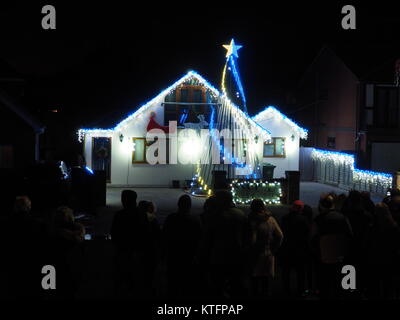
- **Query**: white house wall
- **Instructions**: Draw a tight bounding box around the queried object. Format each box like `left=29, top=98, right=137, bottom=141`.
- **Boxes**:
left=83, top=105, right=301, bottom=184
left=255, top=117, right=300, bottom=179
left=84, top=99, right=196, bottom=187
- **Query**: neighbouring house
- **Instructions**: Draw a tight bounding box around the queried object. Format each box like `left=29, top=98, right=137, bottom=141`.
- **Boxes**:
left=292, top=46, right=400, bottom=173
left=78, top=71, right=308, bottom=187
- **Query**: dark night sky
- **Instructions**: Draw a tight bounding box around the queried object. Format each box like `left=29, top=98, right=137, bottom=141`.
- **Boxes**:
left=1, top=2, right=400, bottom=131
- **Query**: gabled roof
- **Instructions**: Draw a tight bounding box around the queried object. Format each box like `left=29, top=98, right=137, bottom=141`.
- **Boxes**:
left=297, top=46, right=359, bottom=87
left=299, top=45, right=399, bottom=85
left=78, top=70, right=271, bottom=141
left=252, top=106, right=308, bottom=139
left=79, top=71, right=218, bottom=136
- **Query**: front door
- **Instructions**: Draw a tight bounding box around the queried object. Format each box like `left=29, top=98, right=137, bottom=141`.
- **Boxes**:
left=92, top=137, right=112, bottom=182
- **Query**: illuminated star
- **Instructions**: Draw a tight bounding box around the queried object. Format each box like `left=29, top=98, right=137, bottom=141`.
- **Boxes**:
left=223, top=39, right=242, bottom=58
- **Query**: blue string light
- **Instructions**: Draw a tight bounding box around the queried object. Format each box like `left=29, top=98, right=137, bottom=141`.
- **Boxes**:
left=85, top=166, right=94, bottom=175
left=252, top=106, right=308, bottom=139
left=228, top=55, right=247, bottom=113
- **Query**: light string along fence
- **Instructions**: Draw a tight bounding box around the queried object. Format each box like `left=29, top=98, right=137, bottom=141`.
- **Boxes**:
left=311, top=148, right=393, bottom=196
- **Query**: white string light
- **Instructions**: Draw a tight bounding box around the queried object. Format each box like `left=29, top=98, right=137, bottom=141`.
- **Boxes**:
left=252, top=106, right=308, bottom=140
left=311, top=148, right=392, bottom=191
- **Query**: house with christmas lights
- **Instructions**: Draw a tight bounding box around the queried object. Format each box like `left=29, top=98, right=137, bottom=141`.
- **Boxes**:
left=77, top=40, right=308, bottom=193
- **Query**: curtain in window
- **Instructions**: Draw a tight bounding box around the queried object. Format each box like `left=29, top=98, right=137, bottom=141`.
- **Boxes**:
left=275, top=138, right=285, bottom=156
left=133, top=138, right=146, bottom=163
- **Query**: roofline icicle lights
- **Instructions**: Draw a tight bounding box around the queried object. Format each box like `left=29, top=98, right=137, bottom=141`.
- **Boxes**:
left=252, top=106, right=308, bottom=140
left=77, top=71, right=220, bottom=142
left=77, top=70, right=271, bottom=143
left=311, top=148, right=355, bottom=165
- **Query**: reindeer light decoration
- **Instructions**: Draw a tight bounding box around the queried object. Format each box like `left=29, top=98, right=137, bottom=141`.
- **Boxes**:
left=183, top=114, right=209, bottom=130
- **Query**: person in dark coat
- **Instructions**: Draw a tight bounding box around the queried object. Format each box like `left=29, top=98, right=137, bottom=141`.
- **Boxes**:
left=302, top=204, right=314, bottom=294
left=200, top=196, right=217, bottom=227
left=367, top=203, right=400, bottom=298
left=110, top=190, right=147, bottom=295
left=388, top=190, right=400, bottom=226
left=140, top=201, right=161, bottom=297
left=112, top=190, right=150, bottom=252
left=341, top=190, right=373, bottom=294
left=47, top=206, right=85, bottom=299
left=163, top=195, right=202, bottom=298
left=197, top=196, right=218, bottom=296
left=201, top=191, right=248, bottom=298
left=279, top=200, right=310, bottom=297
left=361, top=191, right=375, bottom=217
left=2, top=196, right=47, bottom=299
left=312, top=194, right=353, bottom=299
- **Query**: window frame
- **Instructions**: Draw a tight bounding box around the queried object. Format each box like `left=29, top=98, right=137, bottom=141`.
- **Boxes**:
left=132, top=137, right=147, bottom=164
left=163, top=85, right=210, bottom=126
left=263, top=137, right=286, bottom=158
left=132, top=137, right=172, bottom=164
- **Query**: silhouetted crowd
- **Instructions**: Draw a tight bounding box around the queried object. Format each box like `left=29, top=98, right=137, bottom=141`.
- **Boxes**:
left=2, top=188, right=400, bottom=300
left=0, top=196, right=86, bottom=299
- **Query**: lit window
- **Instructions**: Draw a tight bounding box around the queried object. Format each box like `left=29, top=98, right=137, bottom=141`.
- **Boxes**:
left=163, top=85, right=212, bottom=126
left=132, top=138, right=146, bottom=163
left=263, top=138, right=285, bottom=158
